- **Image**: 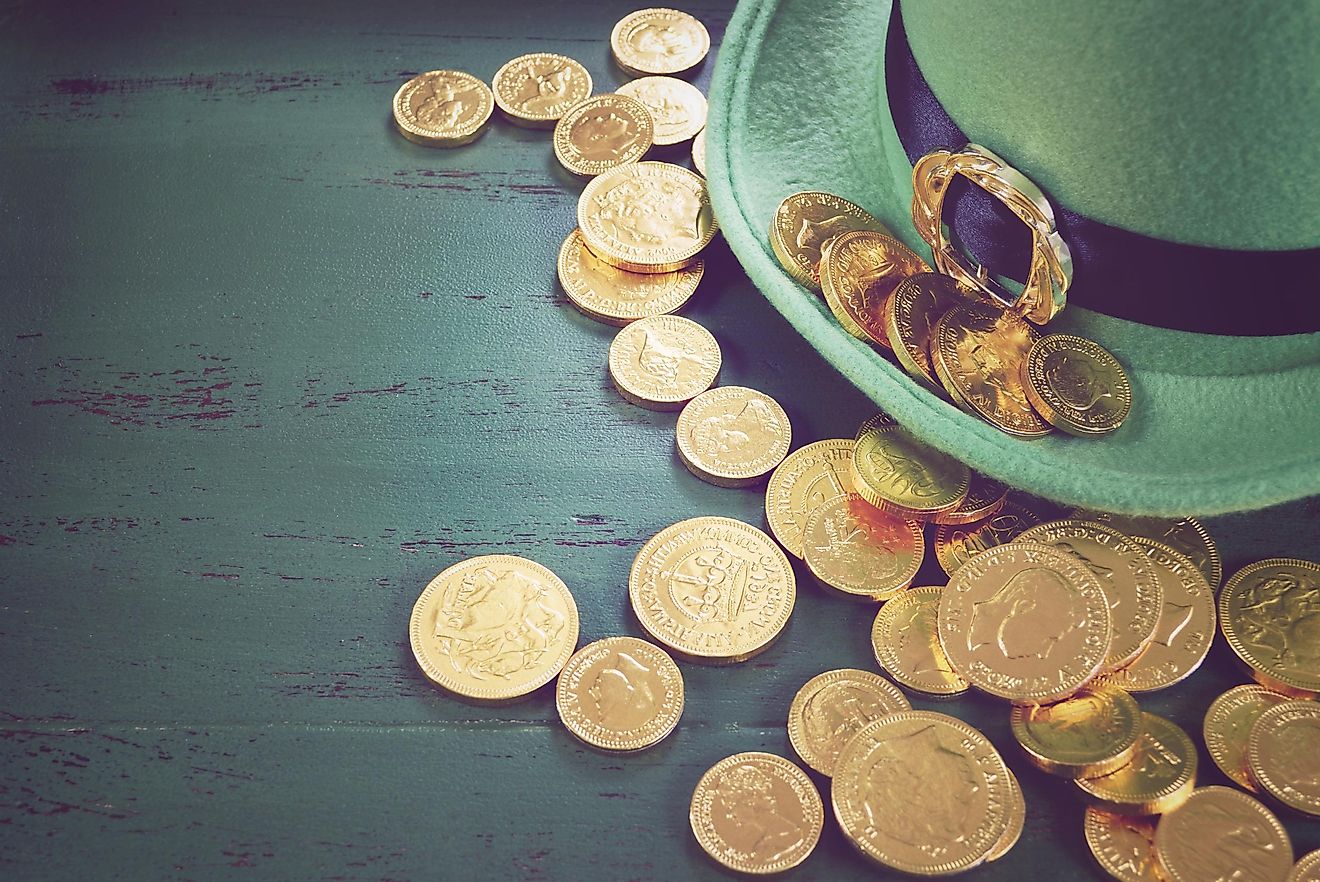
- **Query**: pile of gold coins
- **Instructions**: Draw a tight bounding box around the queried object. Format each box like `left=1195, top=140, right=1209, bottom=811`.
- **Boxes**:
left=392, top=7, right=1319, bottom=880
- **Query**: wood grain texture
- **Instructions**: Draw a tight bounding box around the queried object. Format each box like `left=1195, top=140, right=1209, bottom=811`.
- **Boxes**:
left=1, top=0, right=1316, bottom=879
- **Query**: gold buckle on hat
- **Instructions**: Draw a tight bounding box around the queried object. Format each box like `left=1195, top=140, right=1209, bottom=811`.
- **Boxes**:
left=911, top=143, right=1072, bottom=325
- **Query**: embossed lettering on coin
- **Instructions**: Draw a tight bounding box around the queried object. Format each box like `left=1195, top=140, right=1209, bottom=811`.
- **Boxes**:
left=557, top=229, right=703, bottom=326
left=392, top=70, right=493, bottom=146
left=556, top=636, right=683, bottom=752
left=617, top=76, right=707, bottom=146
left=820, top=230, right=930, bottom=349
left=871, top=586, right=970, bottom=697
left=578, top=161, right=717, bottom=273
left=1083, top=807, right=1164, bottom=882
left=786, top=668, right=910, bottom=777
left=491, top=52, right=591, bottom=128
left=886, top=272, right=967, bottom=391
left=769, top=192, right=889, bottom=290
left=802, top=493, right=923, bottom=601
left=935, top=497, right=1046, bottom=576
left=1077, top=511, right=1221, bottom=589
left=1076, top=712, right=1197, bottom=815
left=609, top=314, right=720, bottom=410
left=1025, top=334, right=1133, bottom=436
left=676, top=386, right=791, bottom=487
left=553, top=93, right=654, bottom=177
left=764, top=439, right=853, bottom=558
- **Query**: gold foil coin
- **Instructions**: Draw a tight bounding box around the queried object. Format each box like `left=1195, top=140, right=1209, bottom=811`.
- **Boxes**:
left=409, top=555, right=579, bottom=702
left=1076, top=511, right=1222, bottom=589
left=557, top=228, right=703, bottom=326
left=820, top=230, right=931, bottom=349
left=578, top=161, right=717, bottom=273
left=932, top=299, right=1052, bottom=438
left=1247, top=700, right=1320, bottom=817
left=608, top=314, right=720, bottom=410
left=616, top=76, right=707, bottom=146
left=491, top=52, right=592, bottom=128
left=934, top=496, right=1047, bottom=576
left=939, top=540, right=1112, bottom=703
left=832, top=710, right=1012, bottom=875
left=1155, top=786, right=1293, bottom=882
left=802, top=494, right=923, bottom=601
left=555, top=636, right=683, bottom=752
left=552, top=93, right=654, bottom=177
left=629, top=516, right=796, bottom=663
left=691, top=127, right=706, bottom=176
left=1084, top=807, right=1164, bottom=882
left=1076, top=713, right=1197, bottom=816
left=769, top=192, right=889, bottom=290
left=987, top=769, right=1026, bottom=863
left=886, top=271, right=967, bottom=391
left=1100, top=539, right=1215, bottom=694
left=1025, top=334, right=1133, bottom=436
left=763, top=438, right=853, bottom=558
left=392, top=70, right=493, bottom=147
left=786, top=668, right=910, bottom=777
left=850, top=423, right=969, bottom=520
left=676, top=386, right=791, bottom=487
left=1290, top=851, right=1320, bottom=882
left=1219, top=558, right=1320, bottom=698
left=1010, top=684, right=1142, bottom=777
left=930, top=471, right=1009, bottom=526
left=612, top=8, right=711, bottom=78
left=1203, top=684, right=1292, bottom=791
left=871, top=586, right=970, bottom=697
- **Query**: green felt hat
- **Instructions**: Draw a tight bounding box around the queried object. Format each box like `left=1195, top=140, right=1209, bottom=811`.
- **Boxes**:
left=704, top=0, right=1320, bottom=518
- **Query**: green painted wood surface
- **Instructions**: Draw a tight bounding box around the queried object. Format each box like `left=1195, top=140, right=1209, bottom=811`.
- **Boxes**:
left=0, top=1, right=1316, bottom=879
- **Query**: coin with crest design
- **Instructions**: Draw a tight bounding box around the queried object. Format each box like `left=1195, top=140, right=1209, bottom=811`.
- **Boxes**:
left=850, top=423, right=969, bottom=520
left=555, top=636, right=683, bottom=752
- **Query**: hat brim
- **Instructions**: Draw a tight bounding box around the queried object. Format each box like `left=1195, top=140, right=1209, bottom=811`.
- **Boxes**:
left=704, top=0, right=1320, bottom=516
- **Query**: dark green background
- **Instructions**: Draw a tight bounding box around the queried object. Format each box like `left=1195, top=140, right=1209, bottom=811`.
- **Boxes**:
left=1, top=1, right=1315, bottom=879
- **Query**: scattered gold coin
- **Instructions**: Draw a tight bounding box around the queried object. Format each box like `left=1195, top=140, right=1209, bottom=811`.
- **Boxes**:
left=939, top=540, right=1111, bottom=703
left=1010, top=684, right=1142, bottom=777
left=616, top=76, right=707, bottom=145
left=987, top=769, right=1026, bottom=863
left=1154, top=786, right=1293, bottom=882
left=769, top=192, right=889, bottom=291
left=1219, top=558, right=1320, bottom=698
left=1084, top=807, right=1164, bottom=882
left=1203, top=683, right=1292, bottom=791
left=1025, top=333, right=1133, bottom=436
left=820, top=230, right=930, bottom=349
left=1100, top=539, right=1215, bottom=694
left=1076, top=511, right=1222, bottom=589
left=786, top=668, right=910, bottom=777
left=392, top=70, right=494, bottom=147
left=608, top=314, right=720, bottom=410
left=491, top=52, right=592, bottom=128
left=850, top=422, right=969, bottom=520
left=629, top=516, right=795, bottom=663
left=1247, top=700, right=1320, bottom=817
left=802, top=493, right=922, bottom=601
left=1017, top=519, right=1163, bottom=672
left=763, top=438, right=853, bottom=558
left=932, top=299, right=1052, bottom=438
left=930, top=471, right=1009, bottom=526
left=557, top=228, right=703, bottom=325
left=691, top=127, right=706, bottom=175
left=676, top=386, right=792, bottom=487
left=552, top=93, right=654, bottom=177
left=409, top=555, right=579, bottom=702
left=886, top=272, right=967, bottom=391
left=832, top=710, right=1012, bottom=875
left=1291, top=851, right=1320, bottom=882
left=612, top=8, right=711, bottom=78
left=578, top=161, right=717, bottom=273
left=934, top=496, right=1047, bottom=575
left=1076, top=712, right=1197, bottom=815
left=870, top=585, right=970, bottom=697
left=555, top=636, right=683, bottom=752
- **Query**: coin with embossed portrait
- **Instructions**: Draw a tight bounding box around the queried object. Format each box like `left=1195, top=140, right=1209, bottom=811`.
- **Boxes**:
left=557, top=229, right=703, bottom=326
left=1247, top=700, right=1320, bottom=817
left=871, top=586, right=969, bottom=697
left=802, top=494, right=923, bottom=601
left=1220, top=558, right=1320, bottom=698
left=392, top=70, right=493, bottom=147
left=820, top=230, right=930, bottom=350
left=612, top=8, right=710, bottom=77
left=1155, top=786, right=1293, bottom=882
left=608, top=314, right=720, bottom=411
left=886, top=271, right=968, bottom=392
left=491, top=52, right=591, bottom=128
left=676, top=386, right=791, bottom=487
left=617, top=76, right=706, bottom=146
left=1084, top=807, right=1164, bottom=882
left=556, top=636, right=683, bottom=752
left=1074, top=511, right=1222, bottom=589
left=769, top=192, right=890, bottom=291
left=786, top=668, right=909, bottom=777
left=1203, top=684, right=1292, bottom=791
left=578, top=161, right=717, bottom=273
left=764, top=439, right=853, bottom=558
left=553, top=93, right=653, bottom=177
left=1076, top=712, right=1197, bottom=815
left=1025, top=334, right=1133, bottom=436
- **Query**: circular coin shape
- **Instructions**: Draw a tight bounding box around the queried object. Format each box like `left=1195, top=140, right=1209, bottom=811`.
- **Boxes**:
left=1247, top=700, right=1320, bottom=817
left=854, top=410, right=897, bottom=440
left=939, top=540, right=1112, bottom=703
left=1076, top=511, right=1222, bottom=589
left=931, top=471, right=1009, bottom=526
left=1155, top=786, right=1293, bottom=882
left=934, top=496, right=1047, bottom=575
left=392, top=70, right=494, bottom=146
left=832, top=711, right=1012, bottom=875
left=987, top=769, right=1027, bottom=863
left=552, top=93, right=654, bottom=177
left=933, top=299, right=1052, bottom=438
left=676, top=386, right=791, bottom=487
left=616, top=76, right=707, bottom=145
left=691, top=127, right=706, bottom=176
left=1084, top=807, right=1164, bottom=882
left=786, top=668, right=910, bottom=777
left=1017, top=519, right=1163, bottom=672
left=1025, top=334, right=1133, bottom=436
left=689, top=752, right=822, bottom=874
left=820, top=230, right=931, bottom=349
left=409, top=555, right=579, bottom=702
left=612, top=8, right=711, bottom=77
left=1291, top=851, right=1320, bottom=882
left=802, top=494, right=923, bottom=601
left=851, top=423, right=969, bottom=519
left=764, top=439, right=853, bottom=558
left=608, top=315, right=720, bottom=410
left=1219, top=558, right=1320, bottom=698
left=871, top=586, right=970, bottom=697
left=1011, top=684, right=1142, bottom=777
left=886, top=272, right=968, bottom=392
left=578, top=161, right=717, bottom=273
left=1100, top=539, right=1216, bottom=694
left=769, top=192, right=890, bottom=290
left=629, top=517, right=796, bottom=663
left=491, top=52, right=591, bottom=128
left=1077, top=713, right=1197, bottom=816
left=557, top=229, right=703, bottom=325
left=1203, top=684, right=1293, bottom=791
left=555, top=636, right=683, bottom=752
